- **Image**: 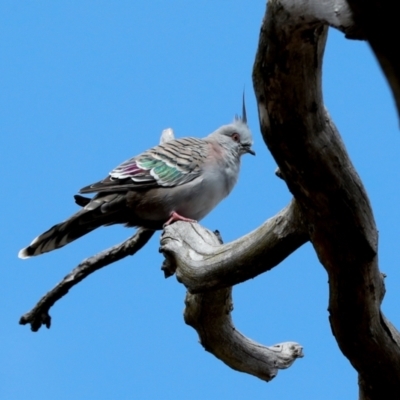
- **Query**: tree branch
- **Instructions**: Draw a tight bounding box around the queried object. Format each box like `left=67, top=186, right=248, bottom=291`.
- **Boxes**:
left=184, top=286, right=303, bottom=382
left=252, top=0, right=400, bottom=397
left=19, top=228, right=154, bottom=332
left=160, top=199, right=308, bottom=292
left=169, top=226, right=303, bottom=382
left=159, top=199, right=307, bottom=381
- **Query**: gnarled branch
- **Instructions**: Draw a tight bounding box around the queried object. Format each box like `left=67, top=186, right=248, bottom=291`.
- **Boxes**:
left=252, top=0, right=400, bottom=398
left=162, top=222, right=304, bottom=381
left=160, top=199, right=308, bottom=292
left=184, top=287, right=303, bottom=382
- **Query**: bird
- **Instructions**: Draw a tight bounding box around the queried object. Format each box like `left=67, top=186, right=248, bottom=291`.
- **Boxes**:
left=18, top=98, right=255, bottom=259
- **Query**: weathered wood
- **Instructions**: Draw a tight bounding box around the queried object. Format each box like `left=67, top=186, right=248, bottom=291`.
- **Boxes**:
left=184, top=287, right=303, bottom=382
left=160, top=199, right=307, bottom=292
left=162, top=223, right=303, bottom=381
left=252, top=1, right=400, bottom=398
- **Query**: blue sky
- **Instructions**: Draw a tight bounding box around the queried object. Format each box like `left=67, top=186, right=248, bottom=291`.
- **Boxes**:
left=1, top=2, right=399, bottom=399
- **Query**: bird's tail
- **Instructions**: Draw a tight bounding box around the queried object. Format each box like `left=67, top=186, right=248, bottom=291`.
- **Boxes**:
left=18, top=193, right=126, bottom=259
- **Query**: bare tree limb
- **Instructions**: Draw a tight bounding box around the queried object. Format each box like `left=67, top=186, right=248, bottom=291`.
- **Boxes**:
left=184, top=287, right=303, bottom=382
left=19, top=228, right=154, bottom=332
left=160, top=199, right=308, bottom=293
left=159, top=201, right=307, bottom=381
left=252, top=0, right=400, bottom=398
left=176, top=227, right=303, bottom=382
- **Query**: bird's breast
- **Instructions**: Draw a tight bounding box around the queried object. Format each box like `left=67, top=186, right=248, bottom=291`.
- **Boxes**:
left=128, top=153, right=240, bottom=227
left=174, top=158, right=239, bottom=221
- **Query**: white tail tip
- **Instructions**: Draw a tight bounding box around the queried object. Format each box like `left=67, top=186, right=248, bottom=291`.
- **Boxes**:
left=18, top=248, right=31, bottom=259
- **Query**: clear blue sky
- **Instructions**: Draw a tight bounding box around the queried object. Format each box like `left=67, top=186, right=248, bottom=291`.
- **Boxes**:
left=1, top=2, right=399, bottom=399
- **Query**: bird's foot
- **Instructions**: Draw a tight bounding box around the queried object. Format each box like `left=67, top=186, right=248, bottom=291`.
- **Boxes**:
left=163, top=211, right=197, bottom=227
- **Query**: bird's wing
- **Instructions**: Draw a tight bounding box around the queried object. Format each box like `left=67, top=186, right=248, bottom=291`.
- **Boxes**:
left=79, top=137, right=208, bottom=194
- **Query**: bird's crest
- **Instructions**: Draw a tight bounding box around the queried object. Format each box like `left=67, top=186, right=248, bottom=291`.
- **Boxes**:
left=235, top=92, right=247, bottom=124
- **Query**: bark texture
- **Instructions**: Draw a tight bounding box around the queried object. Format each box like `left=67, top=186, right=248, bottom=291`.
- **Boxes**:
left=252, top=1, right=400, bottom=398
left=160, top=199, right=308, bottom=292
left=163, top=224, right=304, bottom=382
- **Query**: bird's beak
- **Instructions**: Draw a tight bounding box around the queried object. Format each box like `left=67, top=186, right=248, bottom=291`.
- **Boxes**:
left=244, top=146, right=256, bottom=156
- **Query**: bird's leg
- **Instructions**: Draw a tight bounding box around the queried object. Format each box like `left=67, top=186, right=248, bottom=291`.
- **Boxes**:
left=164, top=211, right=197, bottom=227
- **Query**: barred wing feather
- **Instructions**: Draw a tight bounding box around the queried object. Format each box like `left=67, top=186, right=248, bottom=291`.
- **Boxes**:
left=80, top=137, right=208, bottom=194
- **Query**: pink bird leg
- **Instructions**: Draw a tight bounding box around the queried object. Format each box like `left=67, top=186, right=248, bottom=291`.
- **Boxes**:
left=163, top=211, right=197, bottom=227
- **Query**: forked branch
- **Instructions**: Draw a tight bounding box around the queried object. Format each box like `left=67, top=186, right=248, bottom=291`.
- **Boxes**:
left=161, top=221, right=305, bottom=381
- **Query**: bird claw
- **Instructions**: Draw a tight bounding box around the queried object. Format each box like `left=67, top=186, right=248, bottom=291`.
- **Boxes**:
left=163, top=211, right=197, bottom=227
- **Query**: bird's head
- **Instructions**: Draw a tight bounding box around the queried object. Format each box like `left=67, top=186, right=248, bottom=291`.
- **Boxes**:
left=209, top=94, right=255, bottom=157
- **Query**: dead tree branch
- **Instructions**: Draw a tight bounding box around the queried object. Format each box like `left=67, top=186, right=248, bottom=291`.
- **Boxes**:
left=252, top=0, right=400, bottom=398
left=184, top=286, right=303, bottom=382
left=19, top=228, right=154, bottom=332
left=162, top=223, right=304, bottom=382
left=160, top=199, right=308, bottom=292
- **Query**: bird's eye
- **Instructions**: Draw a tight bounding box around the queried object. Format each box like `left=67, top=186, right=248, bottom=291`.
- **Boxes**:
left=232, top=133, right=240, bottom=142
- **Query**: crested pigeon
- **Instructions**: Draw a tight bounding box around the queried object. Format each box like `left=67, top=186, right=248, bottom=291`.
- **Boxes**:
left=18, top=100, right=254, bottom=259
